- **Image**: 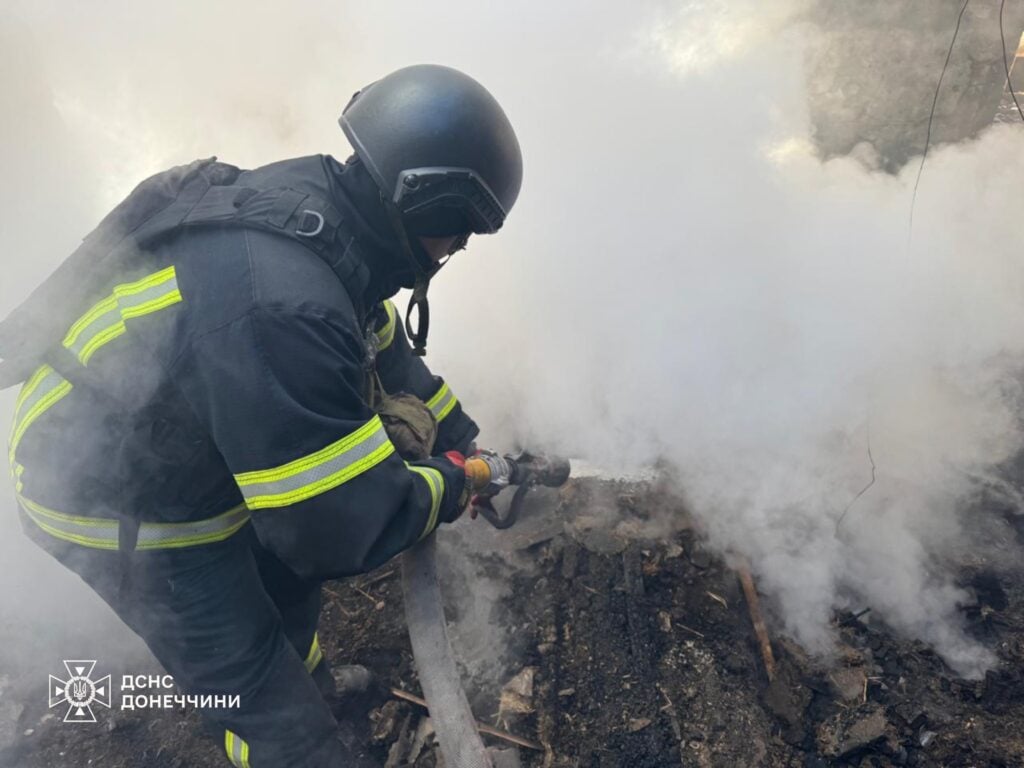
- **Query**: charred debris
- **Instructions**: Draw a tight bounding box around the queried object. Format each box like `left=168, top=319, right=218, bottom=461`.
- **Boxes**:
left=4, top=476, right=1024, bottom=767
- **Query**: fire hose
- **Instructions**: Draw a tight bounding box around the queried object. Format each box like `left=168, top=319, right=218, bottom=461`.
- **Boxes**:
left=401, top=451, right=570, bottom=768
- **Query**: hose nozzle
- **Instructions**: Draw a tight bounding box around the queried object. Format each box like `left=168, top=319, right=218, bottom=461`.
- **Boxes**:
left=464, top=449, right=571, bottom=529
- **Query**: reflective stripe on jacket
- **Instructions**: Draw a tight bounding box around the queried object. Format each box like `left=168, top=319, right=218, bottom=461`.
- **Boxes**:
left=371, top=300, right=479, bottom=455
left=9, top=156, right=467, bottom=575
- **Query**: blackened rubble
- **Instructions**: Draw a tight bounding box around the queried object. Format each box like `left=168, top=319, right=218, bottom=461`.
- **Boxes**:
left=5, top=477, right=1024, bottom=767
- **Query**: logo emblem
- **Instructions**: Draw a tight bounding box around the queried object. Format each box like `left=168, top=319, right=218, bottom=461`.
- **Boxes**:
left=49, top=660, right=111, bottom=723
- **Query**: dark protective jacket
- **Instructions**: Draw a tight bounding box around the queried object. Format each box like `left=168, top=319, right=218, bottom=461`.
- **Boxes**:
left=8, top=155, right=478, bottom=580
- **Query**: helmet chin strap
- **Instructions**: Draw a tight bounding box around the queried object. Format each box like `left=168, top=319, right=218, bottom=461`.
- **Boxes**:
left=405, top=277, right=430, bottom=357
left=383, top=198, right=436, bottom=356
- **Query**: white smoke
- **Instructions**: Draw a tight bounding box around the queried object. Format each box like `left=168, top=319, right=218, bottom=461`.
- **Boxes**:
left=0, top=11, right=154, bottom=697
left=2, top=0, right=1022, bottom=684
left=426, top=6, right=1024, bottom=677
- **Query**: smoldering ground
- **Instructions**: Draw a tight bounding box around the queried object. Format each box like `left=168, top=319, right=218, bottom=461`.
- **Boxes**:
left=2, top=0, right=1022, bottom=709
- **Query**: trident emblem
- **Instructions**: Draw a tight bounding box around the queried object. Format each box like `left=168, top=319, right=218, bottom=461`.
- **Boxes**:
left=49, top=660, right=111, bottom=723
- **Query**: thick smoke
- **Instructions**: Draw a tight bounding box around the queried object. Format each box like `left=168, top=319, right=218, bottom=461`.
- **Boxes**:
left=427, top=5, right=1024, bottom=677
left=0, top=12, right=153, bottom=685
left=2, top=0, right=1021, bottom=688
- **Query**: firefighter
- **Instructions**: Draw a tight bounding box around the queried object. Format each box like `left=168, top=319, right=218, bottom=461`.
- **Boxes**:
left=3, top=64, right=522, bottom=766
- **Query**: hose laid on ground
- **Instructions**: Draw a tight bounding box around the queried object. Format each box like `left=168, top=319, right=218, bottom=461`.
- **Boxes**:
left=400, top=452, right=569, bottom=767
left=401, top=534, right=493, bottom=768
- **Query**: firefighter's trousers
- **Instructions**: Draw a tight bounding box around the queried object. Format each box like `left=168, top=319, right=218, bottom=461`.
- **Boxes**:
left=48, top=525, right=365, bottom=767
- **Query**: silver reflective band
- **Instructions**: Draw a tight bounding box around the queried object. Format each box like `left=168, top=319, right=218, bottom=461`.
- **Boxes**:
left=225, top=729, right=251, bottom=768
left=409, top=465, right=444, bottom=540
left=233, top=416, right=395, bottom=510
left=18, top=493, right=250, bottom=551
left=426, top=382, right=457, bottom=423
left=8, top=267, right=184, bottom=469
left=13, top=367, right=65, bottom=428
left=8, top=367, right=73, bottom=465
left=62, top=267, right=182, bottom=365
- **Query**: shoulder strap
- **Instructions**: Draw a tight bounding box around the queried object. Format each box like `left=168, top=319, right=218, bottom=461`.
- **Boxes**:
left=0, top=158, right=237, bottom=390
left=179, top=183, right=344, bottom=258
left=0, top=156, right=368, bottom=393
left=177, top=176, right=373, bottom=318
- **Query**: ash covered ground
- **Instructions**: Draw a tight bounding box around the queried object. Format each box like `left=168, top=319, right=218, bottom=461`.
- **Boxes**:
left=2, top=477, right=1024, bottom=767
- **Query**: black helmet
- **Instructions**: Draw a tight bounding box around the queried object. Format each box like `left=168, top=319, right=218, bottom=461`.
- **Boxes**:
left=339, top=64, right=523, bottom=237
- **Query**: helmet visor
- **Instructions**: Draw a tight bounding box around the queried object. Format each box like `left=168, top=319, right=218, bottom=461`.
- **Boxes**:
left=392, top=167, right=507, bottom=234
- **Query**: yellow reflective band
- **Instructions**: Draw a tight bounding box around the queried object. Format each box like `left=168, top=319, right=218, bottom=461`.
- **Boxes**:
left=225, top=730, right=252, bottom=768
left=133, top=505, right=250, bottom=550
left=8, top=268, right=184, bottom=467
left=63, top=266, right=182, bottom=365
left=23, top=513, right=118, bottom=550
left=77, top=323, right=127, bottom=366
left=304, top=632, right=323, bottom=673
left=426, top=382, right=458, bottom=423
left=63, top=295, right=118, bottom=348
left=408, top=464, right=444, bottom=540
left=9, top=366, right=61, bottom=451
left=14, top=365, right=51, bottom=415
left=121, top=286, right=182, bottom=320
left=17, top=493, right=250, bottom=551
left=373, top=299, right=397, bottom=351
left=11, top=463, right=25, bottom=492
left=63, top=266, right=177, bottom=343
left=234, top=416, right=396, bottom=510
left=8, top=373, right=73, bottom=464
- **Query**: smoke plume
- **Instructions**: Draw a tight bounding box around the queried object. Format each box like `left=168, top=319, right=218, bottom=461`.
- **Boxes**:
left=3, top=0, right=1023, bottom=685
